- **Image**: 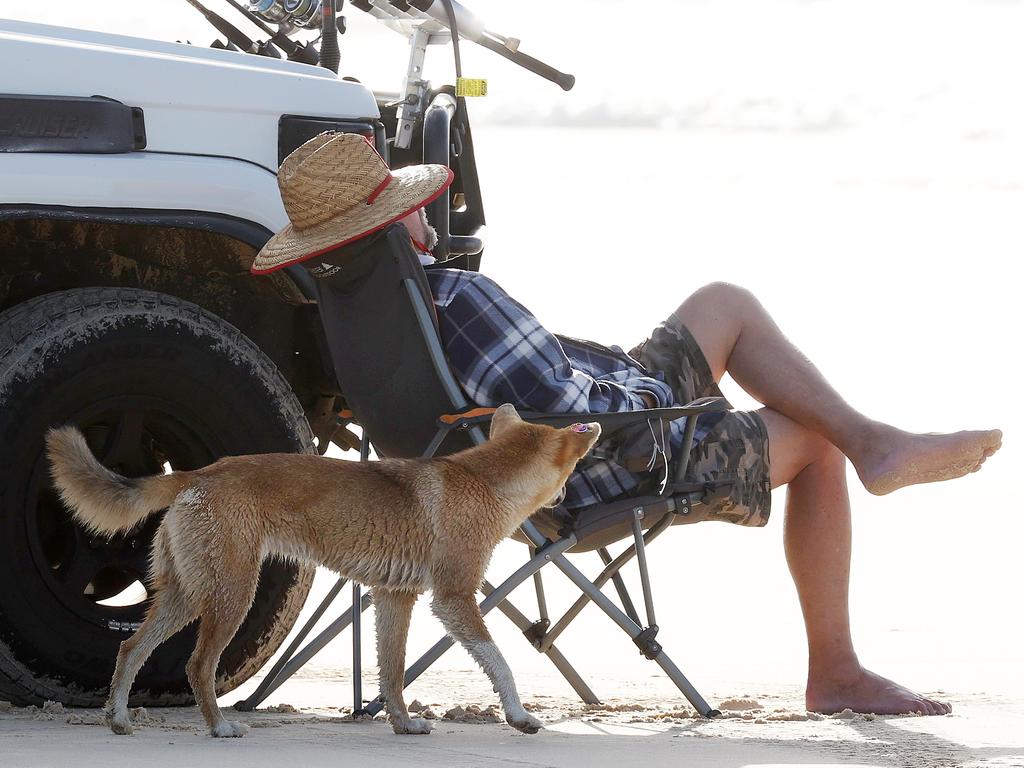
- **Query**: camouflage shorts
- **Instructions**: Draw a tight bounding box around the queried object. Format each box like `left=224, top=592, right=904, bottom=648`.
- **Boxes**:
left=629, top=317, right=772, bottom=528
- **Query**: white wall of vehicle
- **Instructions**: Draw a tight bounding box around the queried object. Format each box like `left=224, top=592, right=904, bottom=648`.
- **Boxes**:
left=0, top=19, right=380, bottom=171
left=0, top=152, right=287, bottom=233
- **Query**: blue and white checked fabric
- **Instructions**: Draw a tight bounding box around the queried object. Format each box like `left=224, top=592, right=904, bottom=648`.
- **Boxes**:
left=425, top=267, right=717, bottom=509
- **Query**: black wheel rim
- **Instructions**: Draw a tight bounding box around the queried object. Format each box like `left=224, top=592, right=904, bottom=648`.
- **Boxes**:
left=26, top=396, right=218, bottom=630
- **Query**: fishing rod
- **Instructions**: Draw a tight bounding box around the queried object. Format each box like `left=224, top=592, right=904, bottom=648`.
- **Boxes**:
left=411, top=0, right=573, bottom=90
left=183, top=0, right=260, bottom=53
left=222, top=0, right=321, bottom=64
left=320, top=0, right=341, bottom=73
left=352, top=0, right=575, bottom=91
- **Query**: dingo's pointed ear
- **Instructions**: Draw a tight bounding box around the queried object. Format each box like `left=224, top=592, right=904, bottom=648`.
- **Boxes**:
left=489, top=403, right=521, bottom=438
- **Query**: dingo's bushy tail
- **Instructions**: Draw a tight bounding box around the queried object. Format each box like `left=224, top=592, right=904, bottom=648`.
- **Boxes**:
left=46, top=426, right=186, bottom=536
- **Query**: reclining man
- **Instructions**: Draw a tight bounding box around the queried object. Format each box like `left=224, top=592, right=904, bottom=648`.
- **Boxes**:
left=253, top=133, right=1002, bottom=717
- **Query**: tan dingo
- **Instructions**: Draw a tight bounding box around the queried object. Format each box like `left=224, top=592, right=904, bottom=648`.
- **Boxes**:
left=47, top=404, right=599, bottom=738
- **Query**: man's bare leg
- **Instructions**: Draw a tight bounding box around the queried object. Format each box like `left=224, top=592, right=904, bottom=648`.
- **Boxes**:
left=762, top=407, right=950, bottom=715
left=673, top=283, right=1001, bottom=494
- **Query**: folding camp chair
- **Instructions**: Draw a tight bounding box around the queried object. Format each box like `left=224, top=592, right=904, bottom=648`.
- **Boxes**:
left=235, top=224, right=731, bottom=718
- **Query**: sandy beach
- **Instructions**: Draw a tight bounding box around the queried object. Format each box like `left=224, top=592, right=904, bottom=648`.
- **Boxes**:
left=3, top=669, right=1023, bottom=768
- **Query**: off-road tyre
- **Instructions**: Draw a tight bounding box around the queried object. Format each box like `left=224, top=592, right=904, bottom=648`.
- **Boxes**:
left=0, top=287, right=315, bottom=706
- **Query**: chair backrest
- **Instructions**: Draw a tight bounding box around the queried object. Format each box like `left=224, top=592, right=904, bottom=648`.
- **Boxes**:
left=308, top=224, right=477, bottom=458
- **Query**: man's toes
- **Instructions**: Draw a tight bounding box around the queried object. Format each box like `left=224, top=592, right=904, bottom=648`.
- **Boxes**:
left=982, top=435, right=1002, bottom=457
left=919, top=698, right=947, bottom=716
left=931, top=698, right=952, bottom=715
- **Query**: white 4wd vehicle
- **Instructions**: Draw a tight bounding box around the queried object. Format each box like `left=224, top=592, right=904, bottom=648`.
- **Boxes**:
left=0, top=1, right=570, bottom=706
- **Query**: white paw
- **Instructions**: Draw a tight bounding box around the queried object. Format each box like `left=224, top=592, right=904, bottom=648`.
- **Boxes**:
left=211, top=720, right=249, bottom=738
left=393, top=717, right=433, bottom=735
left=108, top=714, right=134, bottom=736
left=506, top=711, right=543, bottom=734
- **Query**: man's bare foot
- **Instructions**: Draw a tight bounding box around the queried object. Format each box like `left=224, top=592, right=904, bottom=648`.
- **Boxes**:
left=852, top=424, right=1002, bottom=496
left=806, top=665, right=951, bottom=716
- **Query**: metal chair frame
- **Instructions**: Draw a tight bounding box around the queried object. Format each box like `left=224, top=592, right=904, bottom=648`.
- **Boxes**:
left=236, top=227, right=727, bottom=719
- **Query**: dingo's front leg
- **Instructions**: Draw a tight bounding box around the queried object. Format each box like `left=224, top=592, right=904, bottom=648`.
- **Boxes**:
left=374, top=588, right=431, bottom=735
left=431, top=592, right=542, bottom=734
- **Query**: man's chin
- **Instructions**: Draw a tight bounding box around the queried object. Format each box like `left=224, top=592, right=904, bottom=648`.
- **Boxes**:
left=424, top=223, right=439, bottom=251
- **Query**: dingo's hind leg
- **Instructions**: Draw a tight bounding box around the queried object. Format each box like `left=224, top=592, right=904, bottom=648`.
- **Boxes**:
left=105, top=576, right=197, bottom=735
left=186, top=556, right=261, bottom=738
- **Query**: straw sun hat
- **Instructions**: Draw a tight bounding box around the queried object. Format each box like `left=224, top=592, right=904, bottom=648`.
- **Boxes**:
left=251, top=132, right=453, bottom=274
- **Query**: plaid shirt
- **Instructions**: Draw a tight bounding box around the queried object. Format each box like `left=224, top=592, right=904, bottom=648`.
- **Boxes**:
left=425, top=268, right=716, bottom=509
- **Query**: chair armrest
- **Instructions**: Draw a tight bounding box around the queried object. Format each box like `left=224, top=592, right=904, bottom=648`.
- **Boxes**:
left=519, top=397, right=729, bottom=431
left=436, top=397, right=729, bottom=432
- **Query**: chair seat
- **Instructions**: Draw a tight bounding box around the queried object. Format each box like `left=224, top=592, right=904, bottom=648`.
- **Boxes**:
left=523, top=486, right=721, bottom=552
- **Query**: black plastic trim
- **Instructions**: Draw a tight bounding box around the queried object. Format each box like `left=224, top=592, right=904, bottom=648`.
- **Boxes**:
left=0, top=95, right=146, bottom=153
left=278, top=116, right=381, bottom=166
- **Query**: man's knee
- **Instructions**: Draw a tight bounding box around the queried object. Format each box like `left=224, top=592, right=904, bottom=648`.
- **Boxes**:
left=806, top=434, right=845, bottom=477
left=692, top=281, right=759, bottom=318
left=790, top=432, right=845, bottom=487
left=763, top=409, right=843, bottom=486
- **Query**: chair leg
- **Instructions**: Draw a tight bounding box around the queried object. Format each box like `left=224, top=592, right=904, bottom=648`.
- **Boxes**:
left=598, top=547, right=641, bottom=626
left=539, top=514, right=675, bottom=652
left=350, top=434, right=371, bottom=714
left=362, top=536, right=577, bottom=716
left=352, top=582, right=366, bottom=715
left=234, top=578, right=373, bottom=711
left=520, top=521, right=720, bottom=719
left=480, top=579, right=600, bottom=705
left=630, top=510, right=658, bottom=629
left=234, top=576, right=348, bottom=711
left=530, top=548, right=550, bottom=623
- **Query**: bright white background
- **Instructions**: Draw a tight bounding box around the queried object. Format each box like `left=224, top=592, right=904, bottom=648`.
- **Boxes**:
left=8, top=0, right=1021, bottom=703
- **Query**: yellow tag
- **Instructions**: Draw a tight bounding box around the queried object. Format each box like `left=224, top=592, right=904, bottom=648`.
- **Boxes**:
left=456, top=78, right=488, bottom=97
